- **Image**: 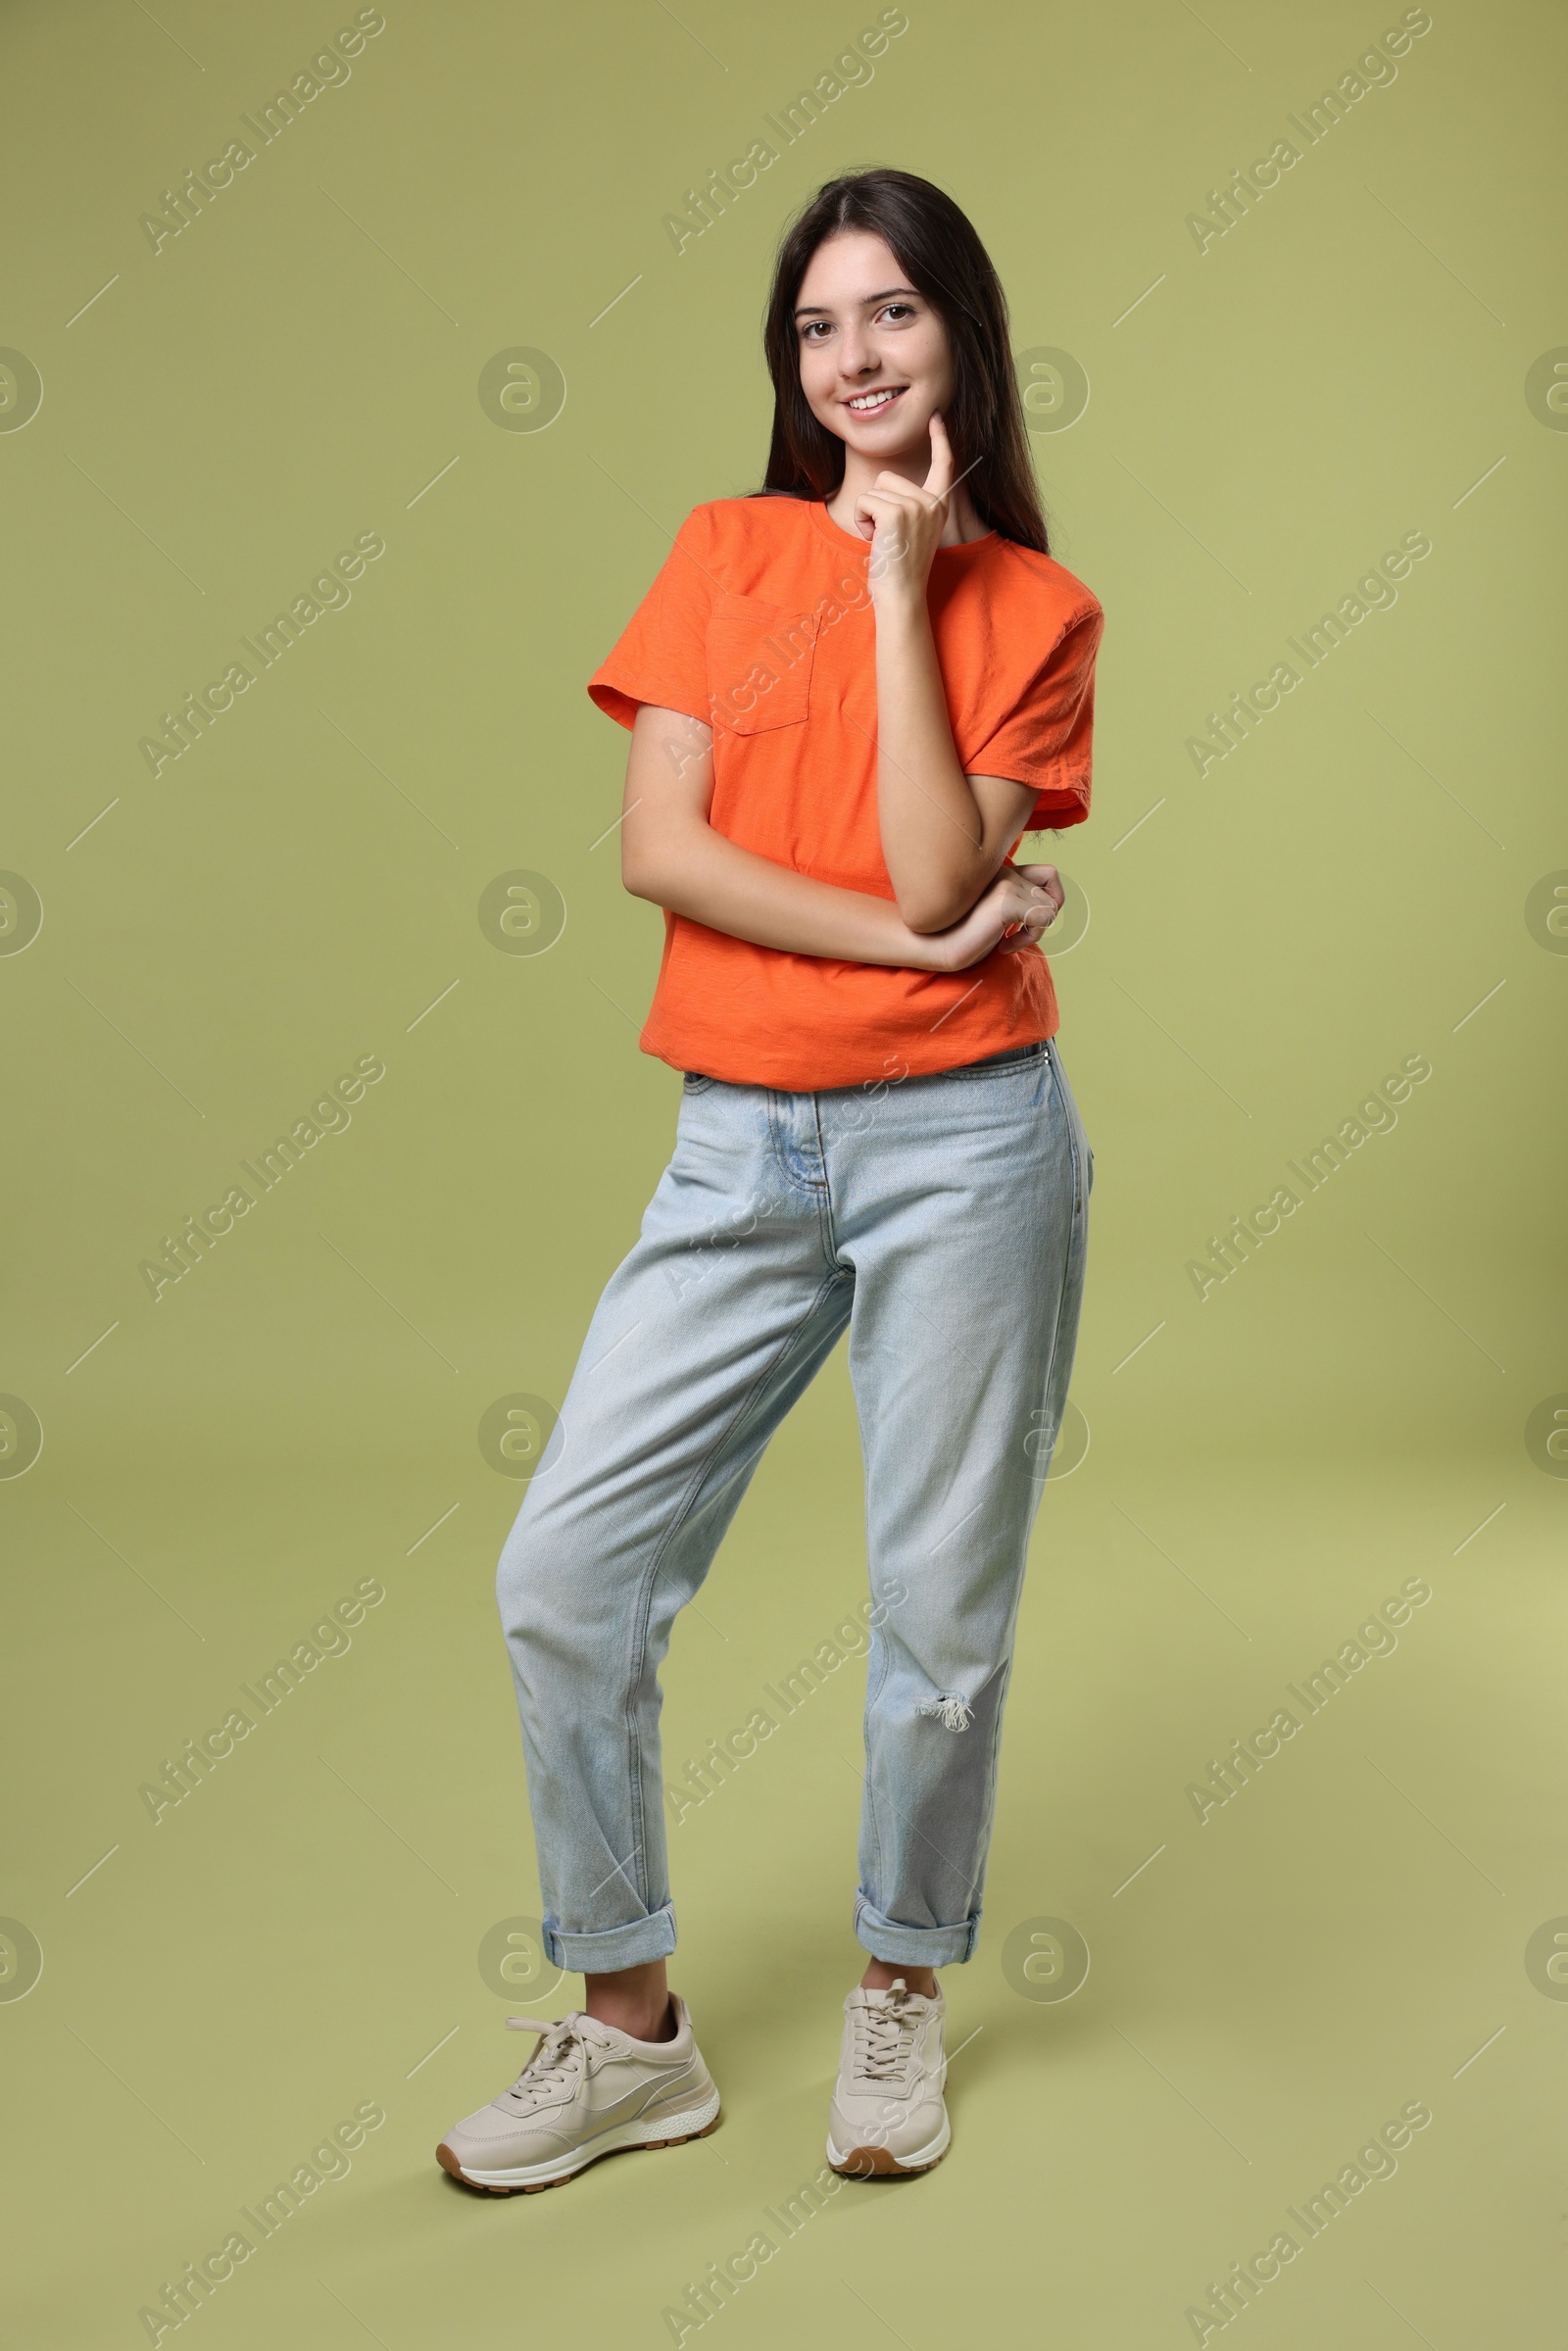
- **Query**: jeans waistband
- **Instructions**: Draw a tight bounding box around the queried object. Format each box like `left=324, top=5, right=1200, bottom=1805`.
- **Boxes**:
left=955, top=1041, right=1051, bottom=1073
left=683, top=1039, right=1052, bottom=1094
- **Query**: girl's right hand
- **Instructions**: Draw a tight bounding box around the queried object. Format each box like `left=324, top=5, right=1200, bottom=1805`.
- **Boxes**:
left=921, top=862, right=1063, bottom=972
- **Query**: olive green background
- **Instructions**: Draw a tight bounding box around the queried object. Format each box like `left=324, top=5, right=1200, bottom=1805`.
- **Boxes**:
left=2, top=0, right=1563, bottom=2344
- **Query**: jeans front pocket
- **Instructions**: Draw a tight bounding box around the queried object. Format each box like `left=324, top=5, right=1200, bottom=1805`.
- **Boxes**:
left=707, top=591, right=814, bottom=735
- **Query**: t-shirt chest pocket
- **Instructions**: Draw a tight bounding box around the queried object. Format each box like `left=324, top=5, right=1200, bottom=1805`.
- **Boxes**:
left=707, top=591, right=815, bottom=736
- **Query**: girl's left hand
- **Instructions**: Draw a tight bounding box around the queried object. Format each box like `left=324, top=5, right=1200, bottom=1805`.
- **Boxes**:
left=854, top=413, right=955, bottom=608
left=923, top=861, right=1064, bottom=972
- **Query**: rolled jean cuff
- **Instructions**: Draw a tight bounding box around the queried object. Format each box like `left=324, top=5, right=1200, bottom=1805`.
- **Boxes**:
left=543, top=1902, right=677, bottom=1974
left=854, top=1893, right=978, bottom=1969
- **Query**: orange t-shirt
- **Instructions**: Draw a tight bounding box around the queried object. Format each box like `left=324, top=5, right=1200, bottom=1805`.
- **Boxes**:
left=588, top=493, right=1104, bottom=1091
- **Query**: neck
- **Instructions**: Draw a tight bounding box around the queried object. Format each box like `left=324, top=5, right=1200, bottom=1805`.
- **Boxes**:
left=826, top=451, right=987, bottom=546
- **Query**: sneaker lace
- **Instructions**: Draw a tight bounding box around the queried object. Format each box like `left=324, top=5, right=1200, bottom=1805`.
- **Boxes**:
left=852, top=1983, right=923, bottom=2084
left=500, top=2013, right=598, bottom=2109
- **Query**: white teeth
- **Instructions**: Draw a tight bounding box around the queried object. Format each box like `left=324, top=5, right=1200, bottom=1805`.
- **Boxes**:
left=848, top=389, right=902, bottom=412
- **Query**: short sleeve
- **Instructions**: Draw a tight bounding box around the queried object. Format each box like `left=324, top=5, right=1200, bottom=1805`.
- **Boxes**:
left=587, top=505, right=715, bottom=732
left=966, top=601, right=1104, bottom=832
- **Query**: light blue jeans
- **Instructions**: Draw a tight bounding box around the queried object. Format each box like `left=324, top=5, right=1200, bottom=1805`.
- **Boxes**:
left=496, top=1038, right=1092, bottom=1972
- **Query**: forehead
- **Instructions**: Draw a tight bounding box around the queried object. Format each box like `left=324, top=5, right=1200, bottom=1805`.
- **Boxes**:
left=795, top=228, right=907, bottom=310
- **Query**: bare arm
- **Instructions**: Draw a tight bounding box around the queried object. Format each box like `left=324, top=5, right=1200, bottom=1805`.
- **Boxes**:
left=873, top=599, right=1038, bottom=930
left=851, top=410, right=1045, bottom=931
left=618, top=704, right=1060, bottom=972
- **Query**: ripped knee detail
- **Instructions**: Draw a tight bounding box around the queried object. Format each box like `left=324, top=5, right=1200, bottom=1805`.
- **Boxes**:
left=917, top=1692, right=974, bottom=1733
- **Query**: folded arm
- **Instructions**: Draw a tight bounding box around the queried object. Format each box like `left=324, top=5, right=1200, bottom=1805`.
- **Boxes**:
left=618, top=704, right=1059, bottom=974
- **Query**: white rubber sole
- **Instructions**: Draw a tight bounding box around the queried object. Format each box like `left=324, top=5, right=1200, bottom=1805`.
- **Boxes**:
left=440, top=2086, right=722, bottom=2194
left=825, top=2112, right=952, bottom=2177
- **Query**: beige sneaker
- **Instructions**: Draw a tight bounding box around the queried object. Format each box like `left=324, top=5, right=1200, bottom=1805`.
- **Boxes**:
left=436, top=1997, right=720, bottom=2194
left=826, top=1977, right=950, bottom=2178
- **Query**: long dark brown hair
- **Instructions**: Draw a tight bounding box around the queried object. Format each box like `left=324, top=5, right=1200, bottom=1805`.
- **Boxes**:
left=754, top=167, right=1050, bottom=555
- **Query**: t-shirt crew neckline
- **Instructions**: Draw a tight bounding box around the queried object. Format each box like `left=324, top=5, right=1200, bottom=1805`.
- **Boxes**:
left=808, top=497, right=999, bottom=562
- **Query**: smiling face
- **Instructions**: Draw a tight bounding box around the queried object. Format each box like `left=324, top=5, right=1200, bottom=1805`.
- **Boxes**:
left=794, top=228, right=955, bottom=465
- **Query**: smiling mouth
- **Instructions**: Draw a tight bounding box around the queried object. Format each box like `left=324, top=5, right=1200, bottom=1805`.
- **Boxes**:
left=844, top=386, right=908, bottom=416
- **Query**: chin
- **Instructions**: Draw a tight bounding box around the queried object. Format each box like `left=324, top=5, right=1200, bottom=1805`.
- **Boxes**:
left=840, top=421, right=933, bottom=460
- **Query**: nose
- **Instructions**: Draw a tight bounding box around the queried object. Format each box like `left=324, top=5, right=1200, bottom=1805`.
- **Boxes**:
left=837, top=320, right=877, bottom=379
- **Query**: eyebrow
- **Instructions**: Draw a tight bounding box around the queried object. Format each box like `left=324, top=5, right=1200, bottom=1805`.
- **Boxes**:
left=792, top=284, right=920, bottom=320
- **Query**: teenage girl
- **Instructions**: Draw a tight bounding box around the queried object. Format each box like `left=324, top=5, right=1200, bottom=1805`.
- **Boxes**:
left=438, top=166, right=1103, bottom=2194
